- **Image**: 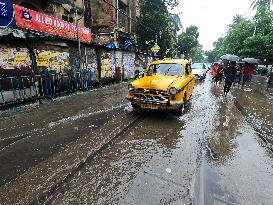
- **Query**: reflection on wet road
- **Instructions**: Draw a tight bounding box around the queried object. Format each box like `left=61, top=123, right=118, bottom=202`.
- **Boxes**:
left=0, top=77, right=273, bottom=204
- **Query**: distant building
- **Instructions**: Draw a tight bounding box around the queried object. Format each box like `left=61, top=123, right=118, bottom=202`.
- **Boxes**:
left=170, top=14, right=183, bottom=42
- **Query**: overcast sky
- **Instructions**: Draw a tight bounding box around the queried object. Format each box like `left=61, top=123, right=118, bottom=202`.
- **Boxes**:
left=172, top=0, right=255, bottom=51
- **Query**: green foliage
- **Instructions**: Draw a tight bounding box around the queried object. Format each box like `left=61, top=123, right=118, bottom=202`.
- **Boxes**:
left=190, top=44, right=204, bottom=62
left=137, top=0, right=178, bottom=57
left=222, top=16, right=255, bottom=55
left=177, top=26, right=199, bottom=58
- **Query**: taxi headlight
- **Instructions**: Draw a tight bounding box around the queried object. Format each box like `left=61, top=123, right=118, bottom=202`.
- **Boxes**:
left=169, top=87, right=177, bottom=95
left=128, top=84, right=135, bottom=91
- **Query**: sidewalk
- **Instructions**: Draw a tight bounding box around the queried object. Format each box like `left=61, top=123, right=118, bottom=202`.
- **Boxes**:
left=232, top=75, right=273, bottom=146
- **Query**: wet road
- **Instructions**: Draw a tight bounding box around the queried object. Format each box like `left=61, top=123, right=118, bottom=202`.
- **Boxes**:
left=0, top=76, right=273, bottom=205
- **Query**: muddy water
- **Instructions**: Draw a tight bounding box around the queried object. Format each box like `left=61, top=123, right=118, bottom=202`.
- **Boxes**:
left=232, top=75, right=273, bottom=144
left=195, top=77, right=273, bottom=205
left=1, top=76, right=273, bottom=205
left=45, top=79, right=220, bottom=204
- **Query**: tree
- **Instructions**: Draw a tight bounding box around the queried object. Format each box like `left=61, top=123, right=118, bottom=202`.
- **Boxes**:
left=221, top=15, right=254, bottom=55
left=251, top=0, right=273, bottom=9
left=137, top=0, right=177, bottom=57
left=209, top=5, right=273, bottom=64
left=190, top=44, right=204, bottom=62
left=177, top=26, right=199, bottom=58
left=240, top=6, right=273, bottom=63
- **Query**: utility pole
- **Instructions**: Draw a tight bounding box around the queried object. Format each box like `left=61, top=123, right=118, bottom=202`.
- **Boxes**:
left=74, top=9, right=81, bottom=70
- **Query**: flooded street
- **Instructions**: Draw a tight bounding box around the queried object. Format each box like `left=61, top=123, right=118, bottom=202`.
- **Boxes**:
left=0, top=76, right=273, bottom=205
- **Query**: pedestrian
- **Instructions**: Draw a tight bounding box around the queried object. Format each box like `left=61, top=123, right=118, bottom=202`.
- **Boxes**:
left=266, top=71, right=273, bottom=90
left=234, top=63, right=243, bottom=86
left=216, top=63, right=224, bottom=84
left=242, top=62, right=256, bottom=87
left=223, top=61, right=237, bottom=97
left=212, top=63, right=219, bottom=84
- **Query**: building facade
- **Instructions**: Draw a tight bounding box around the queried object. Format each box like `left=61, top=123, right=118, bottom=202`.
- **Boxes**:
left=86, top=0, right=140, bottom=50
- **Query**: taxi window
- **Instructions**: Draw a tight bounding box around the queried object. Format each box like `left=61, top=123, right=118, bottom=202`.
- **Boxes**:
left=147, top=63, right=184, bottom=76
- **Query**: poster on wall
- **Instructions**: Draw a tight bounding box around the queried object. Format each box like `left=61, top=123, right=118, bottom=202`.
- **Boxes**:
left=101, top=51, right=116, bottom=78
left=13, top=5, right=92, bottom=43
left=0, top=47, right=31, bottom=69
left=123, top=52, right=135, bottom=79
left=85, top=48, right=99, bottom=82
left=35, top=50, right=70, bottom=73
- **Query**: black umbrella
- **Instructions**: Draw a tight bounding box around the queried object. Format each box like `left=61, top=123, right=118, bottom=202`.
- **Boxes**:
left=242, top=58, right=259, bottom=64
left=220, top=54, right=240, bottom=62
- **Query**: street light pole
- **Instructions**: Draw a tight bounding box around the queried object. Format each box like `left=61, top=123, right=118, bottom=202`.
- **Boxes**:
left=74, top=8, right=81, bottom=70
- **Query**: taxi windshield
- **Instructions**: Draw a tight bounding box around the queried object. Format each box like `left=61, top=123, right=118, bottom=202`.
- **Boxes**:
left=147, top=63, right=184, bottom=76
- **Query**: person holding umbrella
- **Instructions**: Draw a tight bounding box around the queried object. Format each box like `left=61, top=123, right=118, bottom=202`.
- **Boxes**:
left=223, top=61, right=237, bottom=97
left=242, top=58, right=258, bottom=87
left=220, top=54, right=240, bottom=96
left=234, top=62, right=244, bottom=86
left=266, top=70, right=273, bottom=90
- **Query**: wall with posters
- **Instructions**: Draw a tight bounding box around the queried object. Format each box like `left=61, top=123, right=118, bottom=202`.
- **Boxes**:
left=0, top=46, right=32, bottom=76
left=35, top=49, right=70, bottom=73
left=0, top=40, right=152, bottom=83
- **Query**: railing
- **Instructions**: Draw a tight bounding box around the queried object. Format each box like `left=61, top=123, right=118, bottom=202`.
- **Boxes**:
left=0, top=69, right=93, bottom=108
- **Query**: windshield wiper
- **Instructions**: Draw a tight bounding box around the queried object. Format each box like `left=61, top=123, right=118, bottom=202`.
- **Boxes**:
left=165, top=66, right=174, bottom=75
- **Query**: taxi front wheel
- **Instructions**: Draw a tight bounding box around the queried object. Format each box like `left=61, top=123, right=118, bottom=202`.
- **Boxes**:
left=131, top=103, right=141, bottom=111
left=175, top=94, right=187, bottom=115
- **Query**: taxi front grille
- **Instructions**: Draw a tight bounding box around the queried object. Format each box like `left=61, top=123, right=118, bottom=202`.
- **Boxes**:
left=134, top=89, right=169, bottom=103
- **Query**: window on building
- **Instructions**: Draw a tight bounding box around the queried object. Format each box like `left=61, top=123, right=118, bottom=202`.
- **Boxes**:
left=118, top=1, right=128, bottom=28
left=62, top=15, right=74, bottom=23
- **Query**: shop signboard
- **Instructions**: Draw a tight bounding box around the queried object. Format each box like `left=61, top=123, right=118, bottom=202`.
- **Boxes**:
left=13, top=4, right=92, bottom=43
left=0, top=0, right=15, bottom=27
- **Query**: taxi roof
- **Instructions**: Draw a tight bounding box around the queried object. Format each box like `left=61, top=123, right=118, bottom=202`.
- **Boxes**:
left=150, top=58, right=191, bottom=66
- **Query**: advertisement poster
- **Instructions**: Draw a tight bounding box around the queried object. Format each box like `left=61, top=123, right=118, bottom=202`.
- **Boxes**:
left=101, top=51, right=115, bottom=78
left=85, top=48, right=99, bottom=82
left=36, top=50, right=70, bottom=73
left=0, top=47, right=31, bottom=69
left=123, top=52, right=135, bottom=79
left=13, top=4, right=92, bottom=43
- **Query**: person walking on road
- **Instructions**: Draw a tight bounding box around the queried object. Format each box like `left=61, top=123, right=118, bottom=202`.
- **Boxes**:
left=223, top=61, right=237, bottom=97
left=234, top=63, right=243, bottom=86
left=266, top=71, right=273, bottom=90
left=242, top=63, right=256, bottom=87
left=212, top=62, right=223, bottom=85
left=217, top=63, right=224, bottom=84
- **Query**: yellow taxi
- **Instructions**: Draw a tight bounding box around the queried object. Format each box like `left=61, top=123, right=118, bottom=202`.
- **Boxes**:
left=127, top=58, right=195, bottom=114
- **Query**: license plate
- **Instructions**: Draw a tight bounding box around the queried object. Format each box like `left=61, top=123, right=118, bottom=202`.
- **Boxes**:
left=141, top=104, right=159, bottom=109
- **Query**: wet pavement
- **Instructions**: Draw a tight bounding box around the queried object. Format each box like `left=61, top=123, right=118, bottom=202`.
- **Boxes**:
left=0, top=75, right=273, bottom=205
left=232, top=75, right=273, bottom=146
